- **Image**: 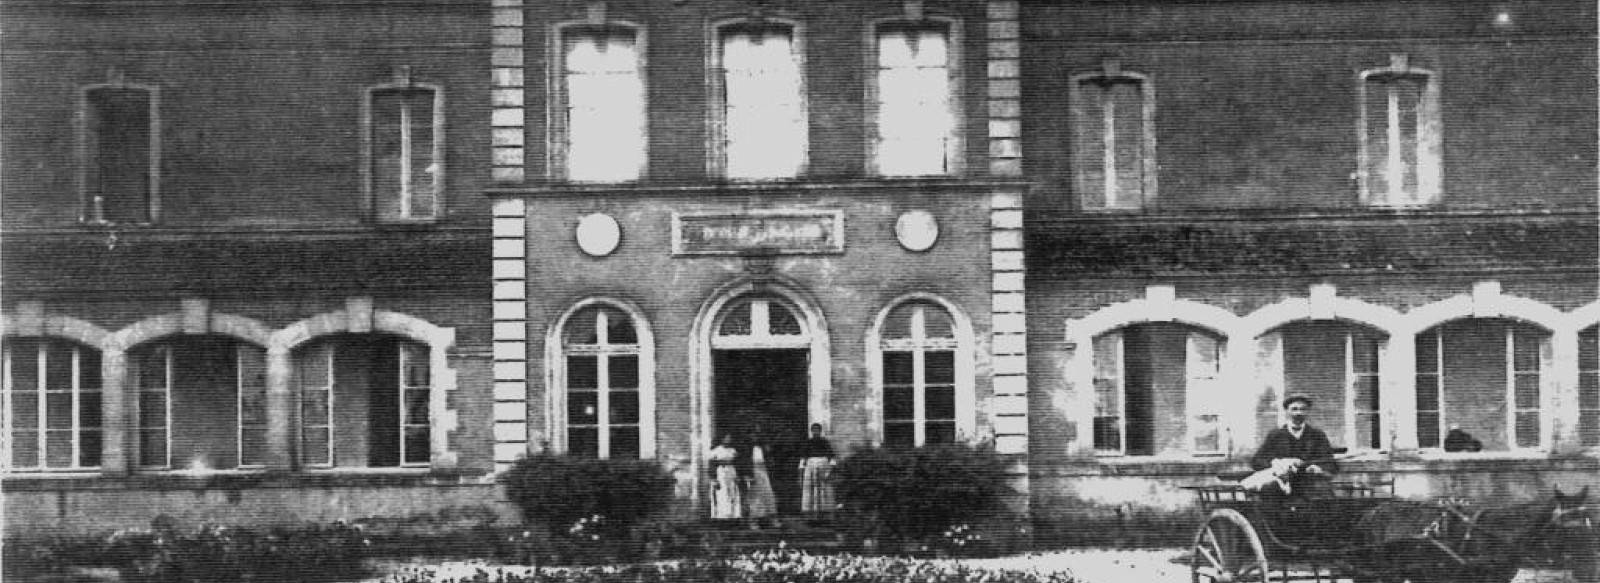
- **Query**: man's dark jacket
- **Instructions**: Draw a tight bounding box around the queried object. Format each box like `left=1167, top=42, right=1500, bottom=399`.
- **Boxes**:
left=1250, top=425, right=1338, bottom=474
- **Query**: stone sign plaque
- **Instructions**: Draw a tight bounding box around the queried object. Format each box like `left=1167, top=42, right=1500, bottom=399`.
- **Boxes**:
left=671, top=211, right=845, bottom=256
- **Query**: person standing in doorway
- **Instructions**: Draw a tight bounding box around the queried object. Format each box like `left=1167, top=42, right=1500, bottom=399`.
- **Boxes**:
left=709, top=434, right=743, bottom=520
left=799, top=423, right=837, bottom=515
left=746, top=433, right=778, bottom=529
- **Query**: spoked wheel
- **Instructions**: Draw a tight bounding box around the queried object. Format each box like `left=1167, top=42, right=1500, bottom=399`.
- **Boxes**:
left=1191, top=509, right=1269, bottom=583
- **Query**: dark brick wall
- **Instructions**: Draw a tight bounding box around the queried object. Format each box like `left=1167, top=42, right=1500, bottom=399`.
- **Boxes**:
left=1020, top=0, right=1597, bottom=211
left=0, top=1, right=491, bottom=229
left=514, top=184, right=995, bottom=458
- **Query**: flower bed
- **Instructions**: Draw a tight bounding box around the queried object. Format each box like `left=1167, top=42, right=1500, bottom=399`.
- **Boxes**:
left=383, top=548, right=1080, bottom=583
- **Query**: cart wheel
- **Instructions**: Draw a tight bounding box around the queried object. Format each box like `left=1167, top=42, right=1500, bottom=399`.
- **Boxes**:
left=1191, top=509, right=1269, bottom=583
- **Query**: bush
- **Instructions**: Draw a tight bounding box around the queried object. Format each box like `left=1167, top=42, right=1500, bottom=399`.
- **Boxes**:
left=499, top=453, right=675, bottom=544
left=97, top=518, right=370, bottom=583
left=832, top=443, right=1012, bottom=546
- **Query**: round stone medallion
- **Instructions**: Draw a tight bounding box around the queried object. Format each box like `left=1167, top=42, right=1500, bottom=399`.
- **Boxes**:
left=576, top=213, right=621, bottom=257
left=895, top=210, right=939, bottom=252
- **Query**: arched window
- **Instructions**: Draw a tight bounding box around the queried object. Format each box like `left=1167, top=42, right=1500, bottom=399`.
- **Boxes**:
left=294, top=334, right=430, bottom=468
left=365, top=70, right=443, bottom=222
left=130, top=338, right=267, bottom=470
left=2, top=338, right=103, bottom=471
left=561, top=305, right=643, bottom=459
left=1069, top=60, right=1156, bottom=211
left=1092, top=323, right=1223, bottom=456
left=1264, top=322, right=1387, bottom=452
left=1415, top=319, right=1549, bottom=451
left=80, top=82, right=160, bottom=224
left=878, top=301, right=960, bottom=448
left=1358, top=54, right=1441, bottom=207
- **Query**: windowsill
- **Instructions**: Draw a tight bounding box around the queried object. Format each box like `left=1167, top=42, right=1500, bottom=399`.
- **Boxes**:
left=1033, top=206, right=1597, bottom=224
left=0, top=466, right=491, bottom=491
left=489, top=177, right=1031, bottom=198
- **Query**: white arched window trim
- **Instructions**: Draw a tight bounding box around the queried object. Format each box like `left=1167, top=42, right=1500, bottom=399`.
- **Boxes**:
left=865, top=293, right=976, bottom=447
left=545, top=297, right=657, bottom=460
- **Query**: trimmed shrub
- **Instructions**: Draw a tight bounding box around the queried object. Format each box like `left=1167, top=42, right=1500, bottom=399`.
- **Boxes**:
left=498, top=453, right=675, bottom=543
left=832, top=443, right=1012, bottom=546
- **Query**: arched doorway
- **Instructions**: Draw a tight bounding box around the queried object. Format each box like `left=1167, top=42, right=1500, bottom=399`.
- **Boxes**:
left=710, top=294, right=812, bottom=514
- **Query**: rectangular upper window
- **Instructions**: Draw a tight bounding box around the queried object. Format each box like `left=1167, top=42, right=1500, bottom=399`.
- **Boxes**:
left=873, top=22, right=958, bottom=177
left=367, top=75, right=442, bottom=222
left=1359, top=54, right=1441, bottom=207
left=81, top=84, right=159, bottom=224
left=559, top=26, right=646, bottom=182
left=716, top=21, right=806, bottom=180
left=1069, top=61, right=1156, bottom=211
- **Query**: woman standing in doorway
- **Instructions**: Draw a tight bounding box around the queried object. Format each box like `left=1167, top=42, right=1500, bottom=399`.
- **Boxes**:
left=710, top=434, right=743, bottom=520
left=799, top=423, right=836, bottom=515
left=746, top=434, right=778, bottom=528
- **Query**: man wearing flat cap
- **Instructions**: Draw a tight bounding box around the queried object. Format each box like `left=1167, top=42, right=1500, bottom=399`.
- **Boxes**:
left=1247, top=394, right=1337, bottom=497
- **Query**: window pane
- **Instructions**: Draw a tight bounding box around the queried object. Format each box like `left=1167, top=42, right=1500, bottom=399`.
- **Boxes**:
left=1514, top=374, right=1539, bottom=409
left=405, top=388, right=430, bottom=425
left=10, top=340, right=39, bottom=390
left=883, top=385, right=914, bottom=421
left=569, top=427, right=599, bottom=458
left=240, top=428, right=267, bottom=466
left=1415, top=375, right=1439, bottom=411
left=1417, top=413, right=1440, bottom=449
left=79, top=349, right=102, bottom=390
left=568, top=391, right=599, bottom=426
left=884, top=422, right=913, bottom=449
left=718, top=303, right=752, bottom=336
left=610, top=426, right=640, bottom=459
left=1093, top=379, right=1120, bottom=416
left=927, top=385, right=955, bottom=421
left=884, top=352, right=914, bottom=385
left=79, top=430, right=102, bottom=467
left=1193, top=418, right=1220, bottom=453
left=610, top=390, right=639, bottom=424
left=881, top=306, right=912, bottom=340
left=403, top=427, right=430, bottom=464
left=139, top=430, right=167, bottom=466
left=1355, top=412, right=1380, bottom=450
left=926, top=351, right=955, bottom=385
left=79, top=393, right=102, bottom=430
left=138, top=392, right=166, bottom=427
left=1415, top=331, right=1438, bottom=372
left=1514, top=413, right=1540, bottom=448
left=1580, top=372, right=1599, bottom=409
left=568, top=356, right=598, bottom=389
left=45, top=393, right=72, bottom=429
left=11, top=393, right=38, bottom=429
left=11, top=432, right=38, bottom=467
left=606, top=310, right=637, bottom=344
left=1581, top=328, right=1599, bottom=369
left=608, top=355, right=638, bottom=390
left=1581, top=411, right=1599, bottom=447
left=769, top=304, right=802, bottom=336
left=1352, top=334, right=1381, bottom=373
left=1354, top=376, right=1380, bottom=411
left=926, top=421, right=956, bottom=445
left=402, top=343, right=430, bottom=385
left=922, top=308, right=954, bottom=339
left=302, top=429, right=331, bottom=466
left=302, top=391, right=329, bottom=423
left=565, top=309, right=600, bottom=345
left=137, top=350, right=166, bottom=389
left=1093, top=416, right=1121, bottom=451
left=45, top=431, right=73, bottom=467
left=46, top=343, right=74, bottom=390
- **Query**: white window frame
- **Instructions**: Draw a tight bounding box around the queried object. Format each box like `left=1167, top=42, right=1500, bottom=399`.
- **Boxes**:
left=1415, top=328, right=1444, bottom=450
left=1068, top=61, right=1157, bottom=211
left=1186, top=332, right=1226, bottom=456
left=1357, top=53, right=1441, bottom=207
left=1505, top=326, right=1548, bottom=451
left=872, top=299, right=973, bottom=448
left=363, top=71, right=444, bottom=222
left=1582, top=327, right=1600, bottom=448
left=2, top=339, right=102, bottom=471
left=1343, top=330, right=1385, bottom=452
left=555, top=303, right=653, bottom=460
left=867, top=17, right=962, bottom=177
left=135, top=344, right=174, bottom=469
left=398, top=341, right=431, bottom=467
left=552, top=21, right=648, bottom=183
left=78, top=81, right=161, bottom=225
left=1091, top=332, right=1125, bottom=455
left=236, top=345, right=268, bottom=469
left=298, top=344, right=336, bottom=468
left=710, top=18, right=808, bottom=180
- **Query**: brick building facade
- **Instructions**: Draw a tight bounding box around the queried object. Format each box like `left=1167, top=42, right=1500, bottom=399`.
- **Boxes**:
left=3, top=0, right=1597, bottom=543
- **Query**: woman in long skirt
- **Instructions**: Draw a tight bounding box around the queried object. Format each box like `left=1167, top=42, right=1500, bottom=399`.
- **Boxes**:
left=709, top=434, right=743, bottom=520
left=799, top=423, right=836, bottom=514
left=746, top=440, right=778, bottom=527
